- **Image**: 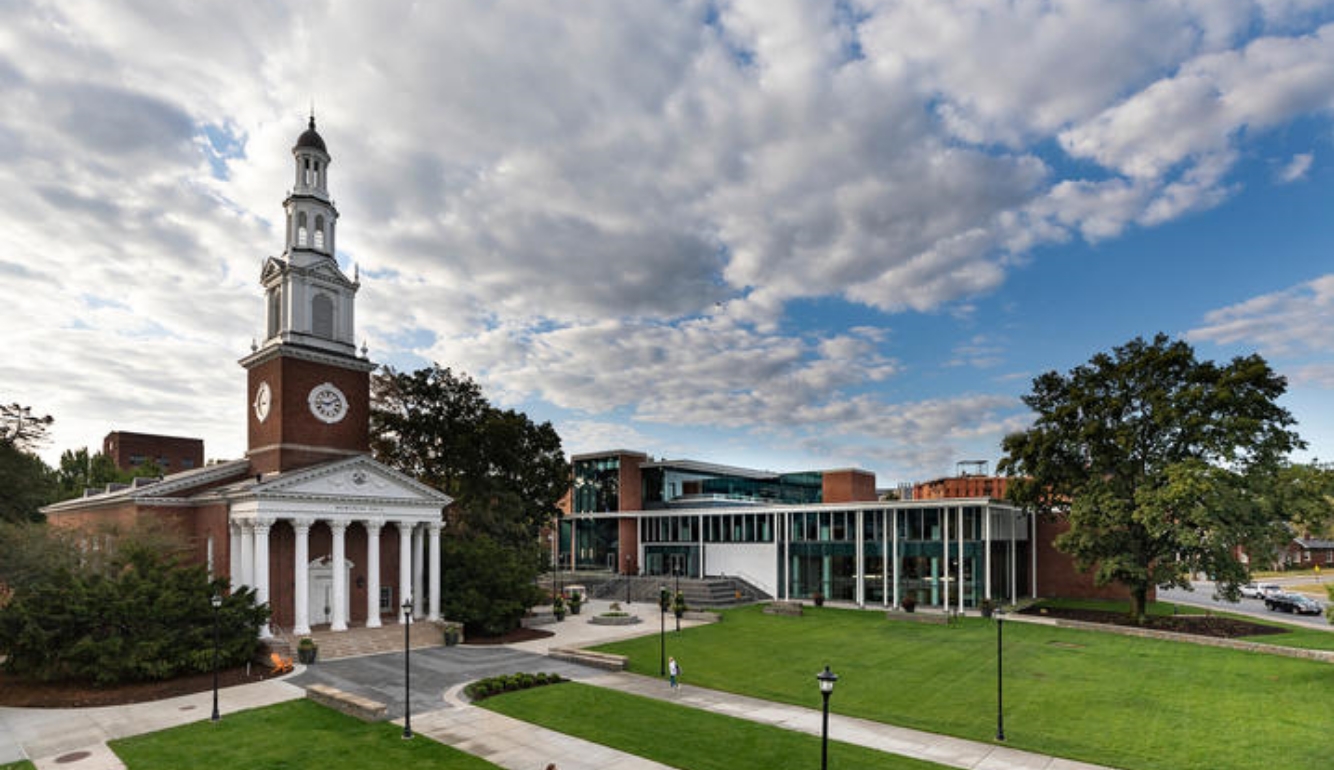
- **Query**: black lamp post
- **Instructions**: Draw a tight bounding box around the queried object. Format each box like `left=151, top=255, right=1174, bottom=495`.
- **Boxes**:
left=817, top=665, right=838, bottom=770
left=402, top=597, right=414, bottom=740
left=673, top=566, right=681, bottom=632
left=995, top=607, right=1006, bottom=742
left=625, top=553, right=632, bottom=604
left=210, top=593, right=222, bottom=723
left=659, top=585, right=669, bottom=676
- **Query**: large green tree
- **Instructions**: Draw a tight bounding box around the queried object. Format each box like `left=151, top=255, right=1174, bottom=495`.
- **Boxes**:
left=54, top=448, right=136, bottom=501
left=999, top=334, right=1319, bottom=619
left=370, top=365, right=569, bottom=634
left=0, top=403, right=57, bottom=523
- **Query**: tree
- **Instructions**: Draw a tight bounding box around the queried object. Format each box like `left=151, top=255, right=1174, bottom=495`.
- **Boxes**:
left=0, top=403, right=58, bottom=523
left=370, top=365, right=570, bottom=633
left=999, top=334, right=1313, bottom=620
left=0, top=520, right=268, bottom=684
left=1, top=403, right=53, bottom=451
left=54, top=448, right=134, bottom=501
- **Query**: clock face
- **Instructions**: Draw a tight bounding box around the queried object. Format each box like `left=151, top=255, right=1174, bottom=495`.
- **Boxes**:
left=307, top=382, right=348, bottom=424
left=253, top=381, right=272, bottom=422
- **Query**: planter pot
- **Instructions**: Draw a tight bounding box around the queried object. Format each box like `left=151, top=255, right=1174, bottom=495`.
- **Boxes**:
left=444, top=630, right=461, bottom=646
left=298, top=646, right=318, bottom=664
left=569, top=603, right=582, bottom=615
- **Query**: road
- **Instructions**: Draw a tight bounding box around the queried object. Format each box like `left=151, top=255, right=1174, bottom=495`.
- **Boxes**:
left=1158, top=578, right=1334, bottom=631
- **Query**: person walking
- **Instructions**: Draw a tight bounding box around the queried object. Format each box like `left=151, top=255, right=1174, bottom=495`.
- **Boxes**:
left=668, top=656, right=680, bottom=689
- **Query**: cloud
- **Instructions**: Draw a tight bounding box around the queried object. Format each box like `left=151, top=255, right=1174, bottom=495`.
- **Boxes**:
left=1188, top=275, right=1334, bottom=356
left=2, top=0, right=1332, bottom=479
left=1276, top=152, right=1315, bottom=182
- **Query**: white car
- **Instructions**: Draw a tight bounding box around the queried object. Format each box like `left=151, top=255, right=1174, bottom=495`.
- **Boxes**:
left=1240, top=583, right=1281, bottom=599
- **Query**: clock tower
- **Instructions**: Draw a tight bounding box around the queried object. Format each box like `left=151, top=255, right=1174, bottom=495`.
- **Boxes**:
left=240, top=117, right=375, bottom=475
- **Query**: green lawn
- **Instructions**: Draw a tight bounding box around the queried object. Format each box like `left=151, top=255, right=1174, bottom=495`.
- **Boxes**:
left=594, top=604, right=1334, bottom=770
left=1, top=761, right=35, bottom=770
left=481, top=682, right=946, bottom=770
left=110, top=699, right=501, bottom=770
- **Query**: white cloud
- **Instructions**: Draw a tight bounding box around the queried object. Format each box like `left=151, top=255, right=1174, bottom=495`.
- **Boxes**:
left=1276, top=152, right=1315, bottom=182
left=1188, top=275, right=1334, bottom=356
left=1, top=0, right=1332, bottom=479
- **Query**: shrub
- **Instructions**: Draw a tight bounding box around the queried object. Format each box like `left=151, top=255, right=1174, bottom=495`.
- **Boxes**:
left=465, top=671, right=565, bottom=702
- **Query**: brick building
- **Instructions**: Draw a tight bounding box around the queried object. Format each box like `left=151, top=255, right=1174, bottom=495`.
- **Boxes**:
left=102, top=431, right=204, bottom=473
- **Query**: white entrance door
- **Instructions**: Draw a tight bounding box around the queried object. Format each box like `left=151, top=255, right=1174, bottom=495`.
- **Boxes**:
left=308, top=557, right=353, bottom=626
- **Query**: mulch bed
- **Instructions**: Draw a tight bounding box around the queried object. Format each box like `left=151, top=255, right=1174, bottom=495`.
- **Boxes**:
left=464, top=627, right=553, bottom=645
left=0, top=665, right=284, bottom=709
left=1019, top=605, right=1288, bottom=639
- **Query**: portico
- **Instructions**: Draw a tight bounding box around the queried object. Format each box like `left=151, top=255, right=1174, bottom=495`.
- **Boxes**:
left=227, top=455, right=451, bottom=636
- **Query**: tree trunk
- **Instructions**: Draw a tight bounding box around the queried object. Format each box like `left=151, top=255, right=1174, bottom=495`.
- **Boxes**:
left=1129, top=585, right=1148, bottom=623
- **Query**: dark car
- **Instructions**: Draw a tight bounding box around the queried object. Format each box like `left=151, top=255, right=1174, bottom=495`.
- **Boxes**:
left=1264, top=592, right=1324, bottom=615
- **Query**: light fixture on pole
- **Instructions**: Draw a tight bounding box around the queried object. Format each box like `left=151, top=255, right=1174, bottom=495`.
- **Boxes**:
left=210, top=593, right=222, bottom=723
left=625, top=553, right=632, bottom=604
left=673, top=566, right=681, bottom=632
left=817, top=665, right=838, bottom=770
left=659, top=585, right=669, bottom=676
left=995, top=607, right=1005, bottom=742
left=402, top=596, right=414, bottom=740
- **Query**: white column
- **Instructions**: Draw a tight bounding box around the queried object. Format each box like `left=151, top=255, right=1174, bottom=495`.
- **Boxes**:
left=398, top=522, right=413, bottom=622
left=239, top=522, right=255, bottom=589
left=943, top=508, right=951, bottom=610
left=253, top=519, right=272, bottom=638
left=855, top=509, right=865, bottom=608
left=984, top=508, right=993, bottom=602
left=428, top=521, right=442, bottom=621
left=881, top=510, right=889, bottom=608
left=957, top=506, right=965, bottom=615
left=229, top=522, right=241, bottom=591
left=413, top=524, right=425, bottom=619
left=892, top=509, right=900, bottom=609
left=330, top=520, right=348, bottom=632
left=365, top=520, right=383, bottom=628
left=293, top=518, right=313, bottom=636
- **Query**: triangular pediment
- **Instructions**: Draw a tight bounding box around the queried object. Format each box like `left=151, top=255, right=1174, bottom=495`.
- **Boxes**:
left=256, top=456, right=451, bottom=505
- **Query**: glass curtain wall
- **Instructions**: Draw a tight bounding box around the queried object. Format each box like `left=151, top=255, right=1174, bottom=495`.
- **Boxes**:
left=788, top=510, right=858, bottom=601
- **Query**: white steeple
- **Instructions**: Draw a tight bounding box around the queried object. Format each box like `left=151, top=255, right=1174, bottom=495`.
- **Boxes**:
left=254, top=116, right=360, bottom=358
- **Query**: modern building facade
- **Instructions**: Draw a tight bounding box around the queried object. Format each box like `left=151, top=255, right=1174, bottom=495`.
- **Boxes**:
left=560, top=450, right=1035, bottom=610
left=45, top=118, right=451, bottom=637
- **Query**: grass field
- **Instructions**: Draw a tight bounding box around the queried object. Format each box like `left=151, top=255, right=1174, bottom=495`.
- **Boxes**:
left=109, top=699, right=501, bottom=770
left=594, top=604, right=1334, bottom=770
left=0, top=761, right=35, bottom=770
left=482, top=681, right=947, bottom=770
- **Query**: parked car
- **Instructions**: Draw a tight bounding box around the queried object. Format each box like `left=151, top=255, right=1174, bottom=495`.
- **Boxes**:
left=1264, top=592, right=1324, bottom=615
left=1239, top=583, right=1264, bottom=599
left=1258, top=583, right=1283, bottom=598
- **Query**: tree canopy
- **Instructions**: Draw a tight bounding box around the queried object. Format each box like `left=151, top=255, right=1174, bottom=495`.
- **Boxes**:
left=0, top=403, right=57, bottom=523
left=370, top=365, right=568, bottom=634
left=999, top=334, right=1324, bottom=619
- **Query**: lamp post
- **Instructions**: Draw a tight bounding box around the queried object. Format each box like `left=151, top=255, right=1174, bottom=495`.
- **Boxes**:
left=210, top=593, right=222, bottom=723
left=659, top=585, right=669, bottom=676
left=817, top=665, right=838, bottom=770
left=625, top=553, right=632, bottom=604
left=402, top=597, right=414, bottom=740
left=673, top=566, right=681, bottom=632
left=995, top=607, right=1005, bottom=742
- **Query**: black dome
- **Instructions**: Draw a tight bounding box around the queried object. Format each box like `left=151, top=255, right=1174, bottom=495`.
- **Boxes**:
left=295, top=116, right=327, bottom=153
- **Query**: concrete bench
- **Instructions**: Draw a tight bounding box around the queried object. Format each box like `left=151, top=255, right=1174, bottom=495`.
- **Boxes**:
left=306, top=683, right=388, bottom=722
left=764, top=601, right=804, bottom=616
left=548, top=647, right=628, bottom=670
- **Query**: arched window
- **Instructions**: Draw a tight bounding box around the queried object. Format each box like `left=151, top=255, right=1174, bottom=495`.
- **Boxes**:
left=314, top=215, right=325, bottom=250
left=267, top=289, right=282, bottom=338
left=311, top=293, right=334, bottom=338
left=304, top=158, right=314, bottom=186
left=297, top=211, right=308, bottom=247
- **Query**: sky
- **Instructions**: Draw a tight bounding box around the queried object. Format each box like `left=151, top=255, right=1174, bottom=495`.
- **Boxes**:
left=2, top=0, right=1333, bottom=487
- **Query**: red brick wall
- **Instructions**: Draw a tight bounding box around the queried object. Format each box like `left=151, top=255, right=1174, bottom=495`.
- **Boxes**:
left=618, top=517, right=639, bottom=574
left=1034, top=516, right=1152, bottom=601
left=246, top=353, right=370, bottom=474
left=823, top=469, right=878, bottom=503
left=617, top=453, right=644, bottom=511
left=913, top=476, right=1010, bottom=500
left=103, top=432, right=205, bottom=473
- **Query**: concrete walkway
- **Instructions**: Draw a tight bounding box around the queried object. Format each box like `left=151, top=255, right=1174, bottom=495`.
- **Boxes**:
left=0, top=599, right=1121, bottom=770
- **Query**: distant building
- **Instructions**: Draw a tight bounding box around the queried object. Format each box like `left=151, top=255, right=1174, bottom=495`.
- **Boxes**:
left=558, top=450, right=1137, bottom=607
left=103, top=431, right=204, bottom=473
